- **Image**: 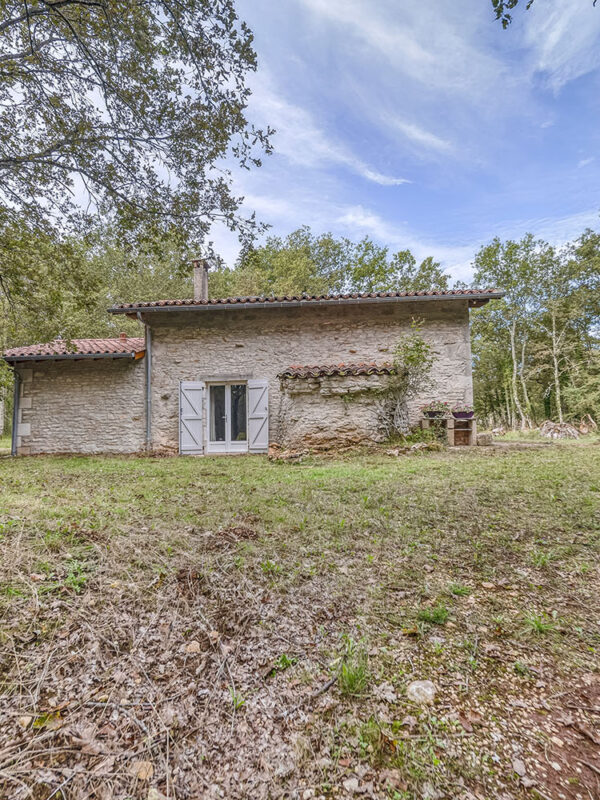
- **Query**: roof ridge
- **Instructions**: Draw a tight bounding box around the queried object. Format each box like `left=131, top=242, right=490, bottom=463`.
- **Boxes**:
left=109, top=288, right=504, bottom=312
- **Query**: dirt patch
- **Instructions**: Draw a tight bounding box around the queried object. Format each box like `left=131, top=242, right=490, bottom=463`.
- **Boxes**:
left=525, top=676, right=600, bottom=799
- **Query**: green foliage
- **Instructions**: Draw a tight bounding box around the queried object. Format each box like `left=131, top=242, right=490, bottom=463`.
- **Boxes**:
left=472, top=231, right=600, bottom=428
left=387, top=426, right=437, bottom=446
left=273, top=653, right=297, bottom=672
left=225, top=227, right=450, bottom=297
left=513, top=660, right=534, bottom=677
left=62, top=559, right=89, bottom=594
left=0, top=222, right=195, bottom=353
left=523, top=611, right=557, bottom=636
left=417, top=605, right=450, bottom=625
left=392, top=322, right=436, bottom=383
left=378, top=320, right=436, bottom=437
left=0, top=213, right=96, bottom=346
left=420, top=401, right=450, bottom=414
left=448, top=582, right=471, bottom=597
left=338, top=635, right=369, bottom=697
left=492, top=0, right=597, bottom=29
left=229, top=687, right=246, bottom=711
left=358, top=716, right=389, bottom=765
left=531, top=547, right=558, bottom=568
left=562, top=352, right=600, bottom=421
left=260, top=558, right=282, bottom=577
left=0, top=0, right=270, bottom=245
left=491, top=0, right=535, bottom=28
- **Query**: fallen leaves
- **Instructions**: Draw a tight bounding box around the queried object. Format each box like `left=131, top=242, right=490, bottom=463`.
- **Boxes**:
left=32, top=711, right=63, bottom=731
left=512, top=758, right=527, bottom=777
left=130, top=760, right=154, bottom=781
left=457, top=710, right=484, bottom=733
left=68, top=722, right=107, bottom=754
left=372, top=682, right=397, bottom=704
left=572, top=720, right=600, bottom=745
left=2, top=447, right=599, bottom=800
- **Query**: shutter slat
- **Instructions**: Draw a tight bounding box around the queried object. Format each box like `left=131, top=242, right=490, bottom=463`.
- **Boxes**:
left=247, top=379, right=269, bottom=453
left=180, top=381, right=204, bottom=454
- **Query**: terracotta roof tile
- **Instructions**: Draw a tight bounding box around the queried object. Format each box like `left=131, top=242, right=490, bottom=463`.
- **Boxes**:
left=4, top=337, right=145, bottom=360
left=109, top=288, right=504, bottom=312
left=278, top=363, right=395, bottom=379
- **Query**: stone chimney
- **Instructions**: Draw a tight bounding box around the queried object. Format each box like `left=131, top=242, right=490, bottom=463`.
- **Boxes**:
left=192, top=258, right=210, bottom=302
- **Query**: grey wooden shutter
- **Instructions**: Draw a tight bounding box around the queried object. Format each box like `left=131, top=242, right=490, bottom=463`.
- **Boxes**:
left=179, top=381, right=205, bottom=454
left=248, top=379, right=269, bottom=453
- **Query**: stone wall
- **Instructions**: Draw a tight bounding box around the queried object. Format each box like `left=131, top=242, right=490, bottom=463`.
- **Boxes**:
left=14, top=358, right=146, bottom=455
left=147, top=300, right=473, bottom=451
left=279, top=373, right=391, bottom=448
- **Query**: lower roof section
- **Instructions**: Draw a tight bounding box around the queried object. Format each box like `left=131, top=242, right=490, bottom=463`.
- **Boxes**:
left=279, top=363, right=395, bottom=379
left=3, top=337, right=145, bottom=363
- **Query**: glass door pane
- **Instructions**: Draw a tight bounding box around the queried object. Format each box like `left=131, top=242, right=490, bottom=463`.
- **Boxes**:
left=209, top=384, right=226, bottom=442
left=230, top=384, right=247, bottom=442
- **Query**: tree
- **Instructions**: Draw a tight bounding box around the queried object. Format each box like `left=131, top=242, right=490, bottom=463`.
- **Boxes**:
left=471, top=230, right=600, bottom=427
left=0, top=211, right=96, bottom=431
left=472, top=235, right=545, bottom=428
left=227, top=227, right=450, bottom=297
left=0, top=0, right=271, bottom=246
left=0, top=212, right=93, bottom=346
left=492, top=0, right=597, bottom=28
left=390, top=252, right=450, bottom=293
left=533, top=234, right=600, bottom=423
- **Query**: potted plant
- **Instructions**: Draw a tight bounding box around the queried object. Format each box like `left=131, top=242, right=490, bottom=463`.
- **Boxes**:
left=452, top=403, right=474, bottom=420
left=420, top=400, right=450, bottom=419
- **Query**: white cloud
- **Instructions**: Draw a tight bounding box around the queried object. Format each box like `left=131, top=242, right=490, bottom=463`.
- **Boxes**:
left=577, top=157, right=595, bottom=169
left=335, top=205, right=600, bottom=284
left=513, top=209, right=600, bottom=247
left=248, top=77, right=408, bottom=186
left=297, top=0, right=510, bottom=101
left=384, top=115, right=453, bottom=153
left=523, top=0, right=600, bottom=90
left=337, top=206, right=400, bottom=244
left=336, top=205, right=477, bottom=282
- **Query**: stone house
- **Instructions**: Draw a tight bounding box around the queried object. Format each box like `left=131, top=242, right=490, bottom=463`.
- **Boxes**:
left=4, top=264, right=503, bottom=455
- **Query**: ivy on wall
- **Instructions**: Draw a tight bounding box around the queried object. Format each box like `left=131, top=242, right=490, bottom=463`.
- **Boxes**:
left=377, top=320, right=435, bottom=437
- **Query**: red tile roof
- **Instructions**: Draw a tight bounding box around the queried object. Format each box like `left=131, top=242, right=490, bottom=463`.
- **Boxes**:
left=278, top=363, right=395, bottom=379
left=109, top=288, right=504, bottom=312
left=4, top=337, right=145, bottom=361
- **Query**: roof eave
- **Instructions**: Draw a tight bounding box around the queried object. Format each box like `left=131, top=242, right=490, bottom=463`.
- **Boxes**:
left=108, top=292, right=505, bottom=315
left=3, top=351, right=145, bottom=364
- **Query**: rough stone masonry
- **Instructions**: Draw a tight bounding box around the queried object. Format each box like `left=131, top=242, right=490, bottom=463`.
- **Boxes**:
left=11, top=297, right=474, bottom=455
left=14, top=359, right=145, bottom=455
left=148, top=299, right=472, bottom=452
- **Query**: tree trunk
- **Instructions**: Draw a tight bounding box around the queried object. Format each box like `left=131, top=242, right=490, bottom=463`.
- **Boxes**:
left=504, top=378, right=513, bottom=429
left=393, top=398, right=410, bottom=435
left=551, top=312, right=564, bottom=423
left=519, top=337, right=533, bottom=427
left=509, top=320, right=527, bottom=429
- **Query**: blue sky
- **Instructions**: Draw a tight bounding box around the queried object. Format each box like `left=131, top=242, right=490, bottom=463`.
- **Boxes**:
left=213, top=0, right=600, bottom=282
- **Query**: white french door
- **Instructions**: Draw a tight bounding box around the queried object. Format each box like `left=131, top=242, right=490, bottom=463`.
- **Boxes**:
left=207, top=383, right=249, bottom=453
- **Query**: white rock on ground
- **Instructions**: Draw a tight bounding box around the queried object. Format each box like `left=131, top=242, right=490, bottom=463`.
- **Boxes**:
left=406, top=680, right=436, bottom=704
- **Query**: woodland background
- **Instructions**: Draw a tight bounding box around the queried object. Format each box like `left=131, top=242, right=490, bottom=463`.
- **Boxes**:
left=1, top=221, right=599, bottom=431
left=0, top=0, right=599, bottom=433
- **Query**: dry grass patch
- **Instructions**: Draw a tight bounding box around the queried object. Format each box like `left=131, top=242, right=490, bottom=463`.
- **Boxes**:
left=0, top=444, right=599, bottom=799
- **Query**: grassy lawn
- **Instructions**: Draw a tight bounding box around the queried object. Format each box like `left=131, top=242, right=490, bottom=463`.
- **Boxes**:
left=0, top=444, right=599, bottom=799
left=0, top=433, right=10, bottom=455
